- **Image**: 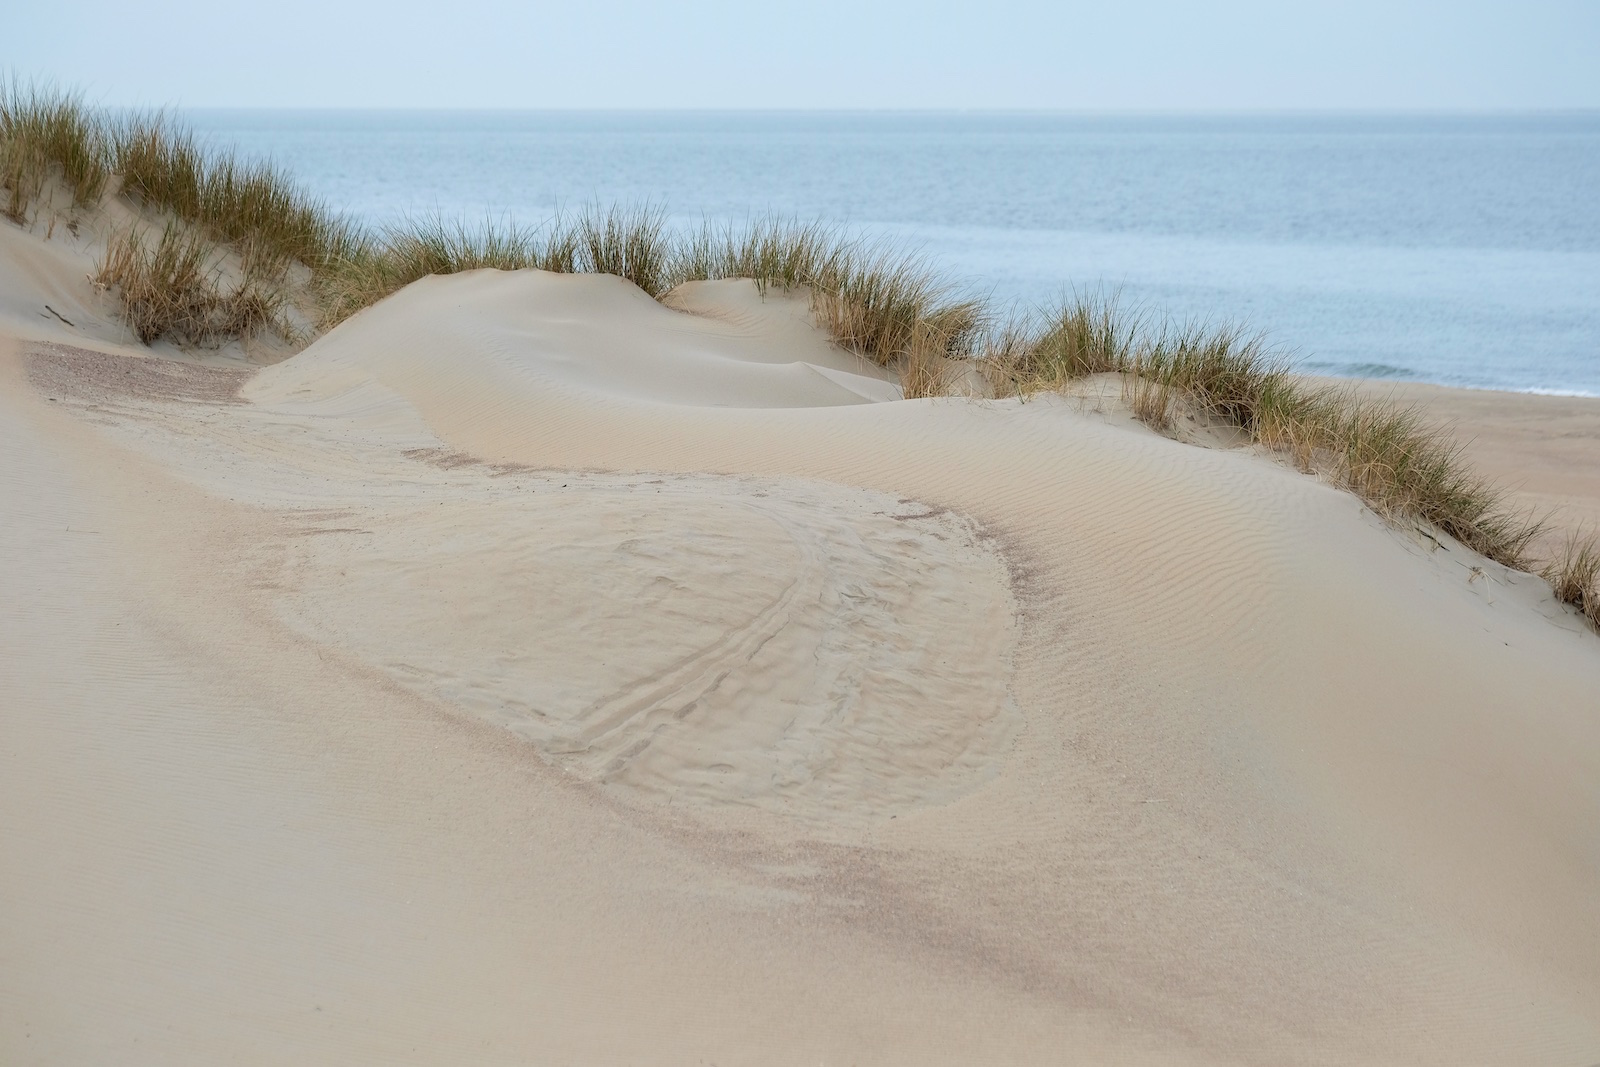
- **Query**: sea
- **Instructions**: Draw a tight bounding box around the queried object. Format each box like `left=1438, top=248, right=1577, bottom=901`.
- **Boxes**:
left=186, top=111, right=1600, bottom=396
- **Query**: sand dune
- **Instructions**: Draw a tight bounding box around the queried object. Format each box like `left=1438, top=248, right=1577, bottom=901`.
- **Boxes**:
left=4, top=234, right=1600, bottom=1065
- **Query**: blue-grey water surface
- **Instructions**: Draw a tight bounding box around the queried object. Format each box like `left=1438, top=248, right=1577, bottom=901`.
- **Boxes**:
left=187, top=111, right=1600, bottom=395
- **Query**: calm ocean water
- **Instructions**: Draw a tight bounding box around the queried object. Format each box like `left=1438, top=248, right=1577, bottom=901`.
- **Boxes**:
left=188, top=111, right=1600, bottom=395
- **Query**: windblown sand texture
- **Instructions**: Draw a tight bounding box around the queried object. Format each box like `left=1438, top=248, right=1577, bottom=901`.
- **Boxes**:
left=4, top=215, right=1600, bottom=1065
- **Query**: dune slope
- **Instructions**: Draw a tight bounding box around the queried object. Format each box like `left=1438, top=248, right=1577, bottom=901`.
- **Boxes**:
left=3, top=261, right=1600, bottom=1065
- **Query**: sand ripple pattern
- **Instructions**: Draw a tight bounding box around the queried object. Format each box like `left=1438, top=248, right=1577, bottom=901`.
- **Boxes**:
left=277, top=470, right=1020, bottom=822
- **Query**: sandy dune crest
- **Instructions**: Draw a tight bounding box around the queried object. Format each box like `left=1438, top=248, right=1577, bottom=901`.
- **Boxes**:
left=4, top=251, right=1600, bottom=1064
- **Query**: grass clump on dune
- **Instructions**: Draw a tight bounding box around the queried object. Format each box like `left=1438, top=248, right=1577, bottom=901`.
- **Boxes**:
left=1544, top=532, right=1600, bottom=631
left=675, top=216, right=838, bottom=292
left=0, top=80, right=110, bottom=221
left=321, top=216, right=551, bottom=322
left=95, top=222, right=290, bottom=346
left=809, top=248, right=985, bottom=373
left=1297, top=398, right=1544, bottom=567
left=575, top=204, right=673, bottom=296
left=319, top=207, right=676, bottom=320
left=674, top=216, right=987, bottom=370
left=985, top=294, right=1544, bottom=568
left=113, top=113, right=361, bottom=273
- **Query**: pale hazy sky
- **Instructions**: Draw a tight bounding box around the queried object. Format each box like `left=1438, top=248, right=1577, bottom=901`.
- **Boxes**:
left=6, top=0, right=1598, bottom=110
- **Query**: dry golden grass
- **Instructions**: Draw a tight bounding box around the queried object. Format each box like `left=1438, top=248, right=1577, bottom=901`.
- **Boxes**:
left=672, top=217, right=987, bottom=374
left=0, top=80, right=111, bottom=222
left=675, top=217, right=840, bottom=293
left=987, top=294, right=1140, bottom=391
left=577, top=204, right=672, bottom=296
left=319, top=216, right=548, bottom=322
left=898, top=323, right=954, bottom=400
left=985, top=294, right=1544, bottom=569
left=112, top=114, right=361, bottom=273
left=1544, top=532, right=1600, bottom=631
left=1294, top=397, right=1544, bottom=567
left=95, top=223, right=290, bottom=346
left=1122, top=358, right=1176, bottom=431
left=321, top=206, right=677, bottom=321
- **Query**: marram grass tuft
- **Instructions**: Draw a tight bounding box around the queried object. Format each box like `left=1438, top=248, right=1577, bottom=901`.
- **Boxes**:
left=95, top=223, right=290, bottom=346
left=1544, top=531, right=1600, bottom=631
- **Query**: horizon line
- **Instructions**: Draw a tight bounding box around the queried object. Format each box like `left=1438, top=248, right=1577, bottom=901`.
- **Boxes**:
left=158, top=104, right=1600, bottom=117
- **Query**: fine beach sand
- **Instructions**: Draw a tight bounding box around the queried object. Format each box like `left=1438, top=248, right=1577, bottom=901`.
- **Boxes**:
left=3, top=218, right=1600, bottom=1065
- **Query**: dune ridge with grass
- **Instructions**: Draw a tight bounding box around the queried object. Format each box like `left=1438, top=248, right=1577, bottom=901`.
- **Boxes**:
left=4, top=81, right=1593, bottom=609
left=5, top=79, right=1600, bottom=1065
